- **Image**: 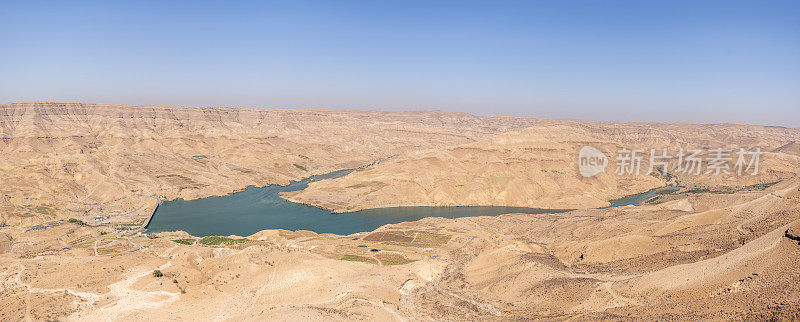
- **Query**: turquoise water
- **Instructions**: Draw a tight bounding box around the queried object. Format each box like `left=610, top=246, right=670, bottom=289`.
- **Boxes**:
left=147, top=169, right=668, bottom=236
left=146, top=170, right=568, bottom=236
left=607, top=186, right=677, bottom=207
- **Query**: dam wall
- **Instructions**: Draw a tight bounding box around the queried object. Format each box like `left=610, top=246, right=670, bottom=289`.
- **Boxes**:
left=138, top=197, right=161, bottom=232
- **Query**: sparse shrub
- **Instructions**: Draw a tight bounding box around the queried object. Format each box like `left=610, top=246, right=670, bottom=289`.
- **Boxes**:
left=67, top=218, right=87, bottom=226
left=375, top=253, right=415, bottom=265
left=341, top=254, right=372, bottom=262
left=198, top=236, right=249, bottom=246
left=153, top=270, right=163, bottom=277
left=172, top=238, right=195, bottom=245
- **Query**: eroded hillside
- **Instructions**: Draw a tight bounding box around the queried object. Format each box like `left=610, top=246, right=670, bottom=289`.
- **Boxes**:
left=1, top=103, right=800, bottom=320
left=0, top=102, right=539, bottom=226
left=285, top=120, right=800, bottom=211
left=1, top=179, right=799, bottom=320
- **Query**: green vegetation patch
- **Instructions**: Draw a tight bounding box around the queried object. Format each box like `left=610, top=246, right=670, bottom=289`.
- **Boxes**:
left=72, top=239, right=96, bottom=249
left=684, top=187, right=735, bottom=194
left=98, top=248, right=121, bottom=255
left=406, top=230, right=452, bottom=247
left=67, top=218, right=88, bottom=226
left=685, top=181, right=782, bottom=195
left=376, top=253, right=416, bottom=265
left=172, top=238, right=195, bottom=245
left=340, top=254, right=377, bottom=264
left=364, top=230, right=451, bottom=248
left=363, top=231, right=414, bottom=243
left=33, top=206, right=54, bottom=215
left=153, top=270, right=163, bottom=277
left=293, top=163, right=307, bottom=171
left=742, top=181, right=781, bottom=191
left=655, top=187, right=679, bottom=195
left=198, top=236, right=249, bottom=246
left=15, top=205, right=56, bottom=218
left=646, top=181, right=782, bottom=204
left=644, top=194, right=686, bottom=205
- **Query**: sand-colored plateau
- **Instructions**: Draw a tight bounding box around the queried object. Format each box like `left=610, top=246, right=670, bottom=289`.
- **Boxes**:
left=285, top=120, right=800, bottom=211
left=0, top=102, right=539, bottom=226
left=2, top=102, right=800, bottom=320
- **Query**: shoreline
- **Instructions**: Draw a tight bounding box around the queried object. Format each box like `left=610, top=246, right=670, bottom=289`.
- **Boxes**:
left=138, top=197, right=162, bottom=232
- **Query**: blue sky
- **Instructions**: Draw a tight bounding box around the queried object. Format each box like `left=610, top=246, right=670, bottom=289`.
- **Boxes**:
left=1, top=1, right=798, bottom=126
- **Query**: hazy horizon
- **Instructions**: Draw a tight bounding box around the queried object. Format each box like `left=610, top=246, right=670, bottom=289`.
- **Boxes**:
left=2, top=1, right=798, bottom=126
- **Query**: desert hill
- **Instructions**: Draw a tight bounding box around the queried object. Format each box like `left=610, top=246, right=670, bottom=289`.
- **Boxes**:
left=1, top=102, right=799, bottom=320
left=285, top=120, right=800, bottom=211
left=1, top=179, right=798, bottom=320
left=773, top=141, right=800, bottom=156
left=0, top=102, right=539, bottom=226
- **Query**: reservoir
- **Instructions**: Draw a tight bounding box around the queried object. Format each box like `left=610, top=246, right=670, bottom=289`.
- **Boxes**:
left=146, top=169, right=568, bottom=236
left=146, top=169, right=668, bottom=236
left=607, top=186, right=677, bottom=207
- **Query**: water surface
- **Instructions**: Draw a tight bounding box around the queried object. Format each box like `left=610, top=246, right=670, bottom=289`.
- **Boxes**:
left=607, top=186, right=677, bottom=207
left=146, top=170, right=567, bottom=236
left=147, top=170, right=669, bottom=236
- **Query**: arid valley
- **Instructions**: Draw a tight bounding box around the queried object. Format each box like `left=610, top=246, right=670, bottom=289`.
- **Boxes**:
left=1, top=102, right=799, bottom=320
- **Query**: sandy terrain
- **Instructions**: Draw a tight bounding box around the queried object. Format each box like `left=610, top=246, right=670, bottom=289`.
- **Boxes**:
left=1, top=181, right=799, bottom=320
left=285, top=120, right=800, bottom=211
left=0, top=102, right=539, bottom=226
left=1, top=102, right=800, bottom=320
